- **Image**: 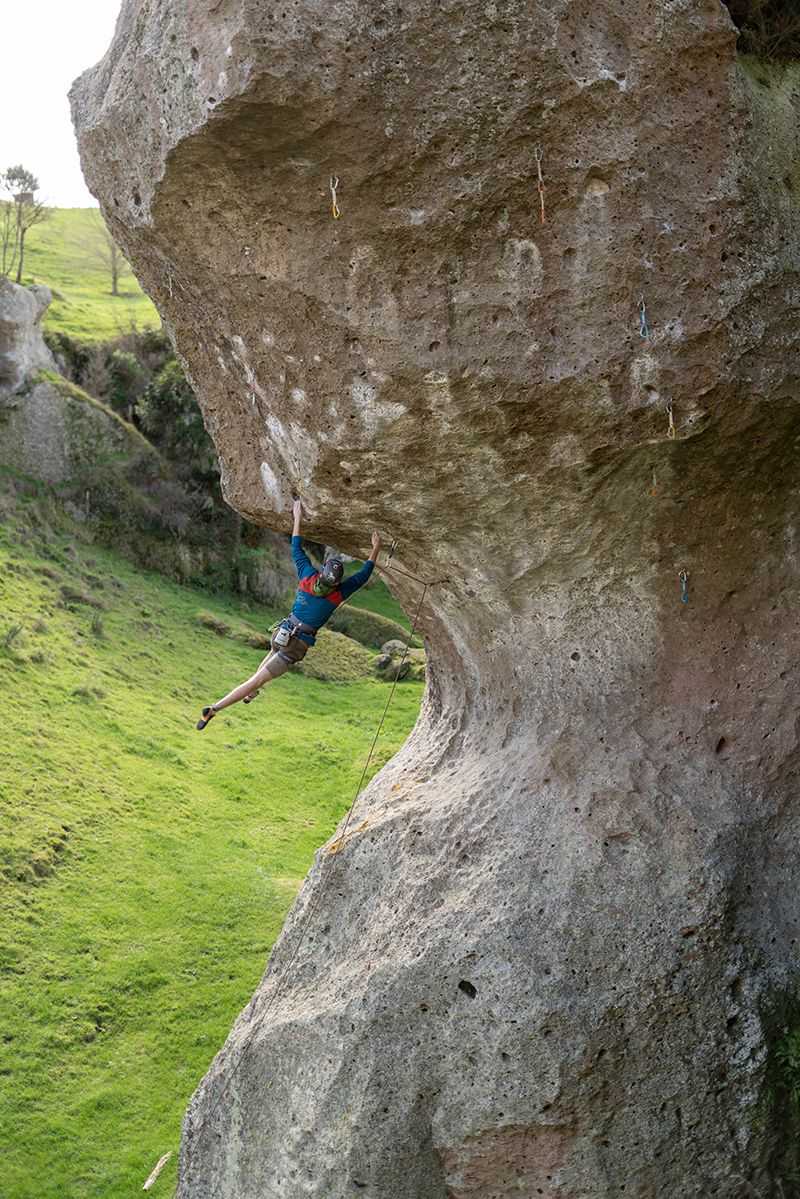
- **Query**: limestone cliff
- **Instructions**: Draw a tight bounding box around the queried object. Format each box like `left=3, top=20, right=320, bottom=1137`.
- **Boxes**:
left=0, top=277, right=154, bottom=484
left=72, top=2, right=800, bottom=1195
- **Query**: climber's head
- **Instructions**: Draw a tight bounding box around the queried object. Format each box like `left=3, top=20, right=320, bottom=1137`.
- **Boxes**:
left=313, top=558, right=343, bottom=597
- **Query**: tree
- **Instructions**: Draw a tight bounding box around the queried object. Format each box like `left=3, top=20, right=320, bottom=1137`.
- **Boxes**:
left=81, top=210, right=129, bottom=296
left=1, top=166, right=50, bottom=283
left=136, top=360, right=219, bottom=489
left=0, top=198, right=16, bottom=278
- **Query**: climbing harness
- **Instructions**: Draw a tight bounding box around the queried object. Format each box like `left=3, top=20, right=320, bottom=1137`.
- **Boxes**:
left=534, top=146, right=546, bottom=225
left=639, top=295, right=650, bottom=340
left=329, top=174, right=341, bottom=220
left=666, top=404, right=676, bottom=440
left=679, top=569, right=689, bottom=604
left=202, top=560, right=430, bottom=1119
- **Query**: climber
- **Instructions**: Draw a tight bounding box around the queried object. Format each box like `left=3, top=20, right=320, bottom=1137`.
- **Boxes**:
left=197, top=500, right=381, bottom=729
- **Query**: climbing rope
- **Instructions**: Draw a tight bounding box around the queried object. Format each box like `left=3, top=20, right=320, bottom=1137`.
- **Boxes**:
left=329, top=174, right=341, bottom=220
left=534, top=146, right=546, bottom=224
left=201, top=565, right=429, bottom=1120
left=639, top=295, right=650, bottom=340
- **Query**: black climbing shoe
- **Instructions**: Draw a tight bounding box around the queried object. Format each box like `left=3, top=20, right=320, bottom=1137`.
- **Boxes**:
left=197, top=705, right=217, bottom=730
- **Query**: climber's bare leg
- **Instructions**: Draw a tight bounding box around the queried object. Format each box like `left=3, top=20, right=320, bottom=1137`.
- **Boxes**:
left=213, top=657, right=277, bottom=712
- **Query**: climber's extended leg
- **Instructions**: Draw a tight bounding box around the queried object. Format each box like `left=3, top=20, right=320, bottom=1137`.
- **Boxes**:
left=196, top=640, right=309, bottom=729
left=208, top=654, right=279, bottom=714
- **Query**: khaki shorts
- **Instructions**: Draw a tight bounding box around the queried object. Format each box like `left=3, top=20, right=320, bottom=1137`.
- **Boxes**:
left=260, top=630, right=311, bottom=679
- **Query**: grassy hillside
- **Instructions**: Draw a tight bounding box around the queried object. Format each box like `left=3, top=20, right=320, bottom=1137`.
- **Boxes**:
left=0, top=475, right=422, bottom=1199
left=17, top=208, right=159, bottom=341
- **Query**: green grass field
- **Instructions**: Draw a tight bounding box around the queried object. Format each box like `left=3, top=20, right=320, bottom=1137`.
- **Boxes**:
left=16, top=207, right=159, bottom=342
left=0, top=478, right=422, bottom=1198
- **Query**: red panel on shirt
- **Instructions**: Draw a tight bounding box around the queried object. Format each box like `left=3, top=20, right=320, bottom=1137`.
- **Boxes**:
left=297, top=575, right=343, bottom=606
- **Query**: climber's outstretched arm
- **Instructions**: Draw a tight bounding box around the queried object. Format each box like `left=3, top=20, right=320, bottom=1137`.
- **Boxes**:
left=340, top=532, right=381, bottom=599
left=291, top=499, right=315, bottom=580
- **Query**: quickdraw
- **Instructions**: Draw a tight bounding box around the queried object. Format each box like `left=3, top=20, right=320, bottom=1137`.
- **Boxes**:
left=639, top=295, right=650, bottom=340
left=329, top=174, right=341, bottom=220
left=534, top=146, right=545, bottom=224
left=667, top=404, right=676, bottom=440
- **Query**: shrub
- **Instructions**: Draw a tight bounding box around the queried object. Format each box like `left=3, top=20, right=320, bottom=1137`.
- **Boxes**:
left=762, top=996, right=800, bottom=1186
left=197, top=611, right=230, bottom=636
left=723, top=0, right=800, bottom=61
left=3, top=622, right=24, bottom=650
left=136, top=361, right=219, bottom=489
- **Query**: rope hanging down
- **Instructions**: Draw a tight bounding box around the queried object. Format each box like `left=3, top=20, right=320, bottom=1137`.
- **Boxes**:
left=202, top=565, right=430, bottom=1120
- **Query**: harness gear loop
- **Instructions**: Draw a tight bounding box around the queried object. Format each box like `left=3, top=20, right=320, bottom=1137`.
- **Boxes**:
left=667, top=404, right=676, bottom=440
left=329, top=174, right=341, bottom=220
left=534, top=145, right=546, bottom=225
left=639, top=295, right=650, bottom=340
left=679, top=569, right=689, bottom=604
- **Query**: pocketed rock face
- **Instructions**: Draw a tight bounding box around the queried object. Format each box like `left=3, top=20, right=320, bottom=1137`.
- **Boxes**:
left=72, top=3, right=800, bottom=1196
left=0, top=279, right=54, bottom=401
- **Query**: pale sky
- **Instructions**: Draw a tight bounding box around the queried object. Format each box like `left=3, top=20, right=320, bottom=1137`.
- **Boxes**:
left=0, top=2, right=122, bottom=207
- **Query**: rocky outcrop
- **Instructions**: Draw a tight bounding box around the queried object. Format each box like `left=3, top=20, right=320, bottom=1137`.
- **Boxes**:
left=72, top=3, right=800, bottom=1196
left=0, top=277, right=152, bottom=484
left=0, top=279, right=54, bottom=401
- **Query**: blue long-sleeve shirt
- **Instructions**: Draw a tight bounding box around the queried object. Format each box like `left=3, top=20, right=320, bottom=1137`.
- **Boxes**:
left=287, top=535, right=374, bottom=641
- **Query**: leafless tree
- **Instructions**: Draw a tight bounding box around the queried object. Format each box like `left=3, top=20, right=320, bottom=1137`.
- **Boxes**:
left=0, top=200, right=17, bottom=278
left=81, top=210, right=129, bottom=297
left=1, top=166, right=50, bottom=283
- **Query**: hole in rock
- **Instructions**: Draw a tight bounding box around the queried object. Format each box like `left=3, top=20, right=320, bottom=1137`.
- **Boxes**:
left=585, top=173, right=610, bottom=197
left=458, top=979, right=477, bottom=998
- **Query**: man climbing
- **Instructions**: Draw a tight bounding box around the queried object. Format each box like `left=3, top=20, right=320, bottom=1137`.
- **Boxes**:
left=197, top=500, right=381, bottom=729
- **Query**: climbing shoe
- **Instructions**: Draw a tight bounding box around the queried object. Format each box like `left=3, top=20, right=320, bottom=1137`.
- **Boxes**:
left=243, top=691, right=259, bottom=705
left=197, top=705, right=217, bottom=730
